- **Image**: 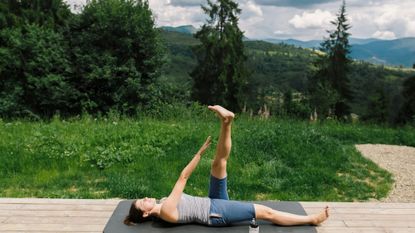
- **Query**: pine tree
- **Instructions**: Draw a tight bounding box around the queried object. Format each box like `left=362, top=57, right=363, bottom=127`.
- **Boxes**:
left=190, top=0, right=247, bottom=111
left=309, top=0, right=352, bottom=119
left=399, top=75, right=415, bottom=124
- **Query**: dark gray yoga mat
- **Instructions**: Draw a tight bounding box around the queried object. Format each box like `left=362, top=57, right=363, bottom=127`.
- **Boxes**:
left=104, top=200, right=317, bottom=233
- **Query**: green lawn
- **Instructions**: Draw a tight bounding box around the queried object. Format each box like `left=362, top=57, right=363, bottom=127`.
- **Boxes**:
left=1, top=111, right=414, bottom=201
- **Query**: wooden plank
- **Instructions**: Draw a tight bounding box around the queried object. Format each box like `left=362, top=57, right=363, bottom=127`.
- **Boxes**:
left=388, top=229, right=415, bottom=233
left=0, top=232, right=102, bottom=233
left=7, top=203, right=116, bottom=211
left=4, top=216, right=109, bottom=225
left=317, top=220, right=346, bottom=227
left=345, top=220, right=415, bottom=227
left=0, top=223, right=104, bottom=232
left=324, top=213, right=415, bottom=221
left=318, top=228, right=415, bottom=233
left=317, top=227, right=389, bottom=233
left=301, top=202, right=415, bottom=209
left=0, top=204, right=24, bottom=210
left=0, top=216, right=8, bottom=223
left=0, top=210, right=113, bottom=217
left=337, top=208, right=415, bottom=215
left=0, top=198, right=121, bottom=205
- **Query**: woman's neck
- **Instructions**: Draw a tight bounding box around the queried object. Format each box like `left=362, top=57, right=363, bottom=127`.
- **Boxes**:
left=150, top=203, right=162, bottom=217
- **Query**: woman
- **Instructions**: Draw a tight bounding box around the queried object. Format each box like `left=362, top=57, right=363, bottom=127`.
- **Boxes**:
left=124, top=105, right=329, bottom=226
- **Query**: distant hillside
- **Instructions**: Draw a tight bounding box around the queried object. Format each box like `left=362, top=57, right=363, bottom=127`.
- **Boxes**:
left=263, top=37, right=382, bottom=48
left=161, top=25, right=415, bottom=67
left=159, top=28, right=415, bottom=122
left=160, top=25, right=197, bottom=35
left=263, top=37, right=415, bottom=67
left=262, top=38, right=321, bottom=48
left=350, top=38, right=415, bottom=67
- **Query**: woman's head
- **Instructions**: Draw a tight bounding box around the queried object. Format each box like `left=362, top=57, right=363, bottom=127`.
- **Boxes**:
left=123, top=198, right=156, bottom=225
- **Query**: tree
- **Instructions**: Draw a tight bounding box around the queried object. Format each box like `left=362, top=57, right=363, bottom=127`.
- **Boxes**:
left=309, top=0, right=352, bottom=119
left=399, top=75, right=415, bottom=124
left=364, top=87, right=388, bottom=123
left=0, top=1, right=75, bottom=118
left=190, top=0, right=248, bottom=112
left=0, top=0, right=72, bottom=29
left=0, top=25, right=78, bottom=118
left=69, top=0, right=164, bottom=114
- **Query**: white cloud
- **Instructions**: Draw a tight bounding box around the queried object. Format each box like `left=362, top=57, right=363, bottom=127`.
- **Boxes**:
left=407, top=21, right=415, bottom=36
left=372, top=30, right=396, bottom=40
left=289, top=9, right=333, bottom=29
left=273, top=30, right=285, bottom=35
left=370, top=3, right=415, bottom=38
left=149, top=0, right=204, bottom=27
left=241, top=1, right=263, bottom=19
left=64, top=0, right=415, bottom=40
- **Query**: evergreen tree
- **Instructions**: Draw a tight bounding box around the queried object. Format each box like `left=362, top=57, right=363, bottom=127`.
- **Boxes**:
left=365, top=87, right=388, bottom=123
left=399, top=75, right=415, bottom=124
left=309, top=0, right=352, bottom=119
left=190, top=0, right=247, bottom=111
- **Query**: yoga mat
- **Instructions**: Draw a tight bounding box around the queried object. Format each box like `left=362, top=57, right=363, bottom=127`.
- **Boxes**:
left=103, top=200, right=317, bottom=233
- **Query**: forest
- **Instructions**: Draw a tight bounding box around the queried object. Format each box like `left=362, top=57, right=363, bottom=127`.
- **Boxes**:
left=1, top=0, right=415, bottom=125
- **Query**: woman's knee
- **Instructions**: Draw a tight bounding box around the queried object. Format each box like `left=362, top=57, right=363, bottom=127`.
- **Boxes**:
left=254, top=204, right=274, bottom=220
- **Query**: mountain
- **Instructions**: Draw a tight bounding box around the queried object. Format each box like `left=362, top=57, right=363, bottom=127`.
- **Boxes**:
left=349, top=38, right=381, bottom=45
left=160, top=25, right=415, bottom=67
left=263, top=37, right=415, bottom=67
left=263, top=37, right=382, bottom=48
left=350, top=38, right=415, bottom=67
left=159, top=28, right=414, bottom=123
left=160, top=25, right=197, bottom=35
left=262, top=38, right=321, bottom=48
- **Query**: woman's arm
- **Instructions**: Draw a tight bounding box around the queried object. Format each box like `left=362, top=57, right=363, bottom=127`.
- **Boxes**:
left=179, top=136, right=211, bottom=180
left=160, top=136, right=211, bottom=221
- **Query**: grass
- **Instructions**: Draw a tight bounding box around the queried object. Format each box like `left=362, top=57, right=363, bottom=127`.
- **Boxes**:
left=0, top=110, right=414, bottom=201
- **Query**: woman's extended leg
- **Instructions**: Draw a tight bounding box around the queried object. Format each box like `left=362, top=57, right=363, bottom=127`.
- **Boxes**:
left=208, top=105, right=235, bottom=179
left=254, top=204, right=329, bottom=226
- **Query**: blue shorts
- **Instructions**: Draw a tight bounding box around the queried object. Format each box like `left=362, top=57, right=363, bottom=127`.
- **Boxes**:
left=208, top=175, right=256, bottom=226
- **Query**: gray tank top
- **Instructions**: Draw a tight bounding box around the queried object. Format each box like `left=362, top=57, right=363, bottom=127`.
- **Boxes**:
left=177, top=193, right=211, bottom=225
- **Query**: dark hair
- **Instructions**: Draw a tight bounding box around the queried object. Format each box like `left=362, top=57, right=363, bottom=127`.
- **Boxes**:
left=123, top=200, right=152, bottom=225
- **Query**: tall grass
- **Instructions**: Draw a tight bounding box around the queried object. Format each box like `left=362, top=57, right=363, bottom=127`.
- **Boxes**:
left=0, top=108, right=413, bottom=201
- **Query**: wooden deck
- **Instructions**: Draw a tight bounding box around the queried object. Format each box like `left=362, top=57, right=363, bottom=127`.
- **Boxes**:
left=1, top=198, right=414, bottom=233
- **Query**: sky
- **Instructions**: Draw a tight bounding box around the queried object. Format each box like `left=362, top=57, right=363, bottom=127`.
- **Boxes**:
left=65, top=0, right=415, bottom=41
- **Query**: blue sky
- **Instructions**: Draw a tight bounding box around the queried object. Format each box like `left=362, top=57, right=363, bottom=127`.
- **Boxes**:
left=65, top=0, right=415, bottom=41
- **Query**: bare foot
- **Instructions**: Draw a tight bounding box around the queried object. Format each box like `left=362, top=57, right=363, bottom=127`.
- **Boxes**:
left=311, top=206, right=329, bottom=225
left=208, top=105, right=235, bottom=124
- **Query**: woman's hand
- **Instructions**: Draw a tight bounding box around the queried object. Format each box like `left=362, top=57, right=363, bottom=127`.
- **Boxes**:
left=197, top=136, right=212, bottom=156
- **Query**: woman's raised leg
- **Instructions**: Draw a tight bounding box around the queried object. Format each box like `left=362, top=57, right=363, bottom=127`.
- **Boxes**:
left=254, top=204, right=329, bottom=226
left=208, top=105, right=235, bottom=179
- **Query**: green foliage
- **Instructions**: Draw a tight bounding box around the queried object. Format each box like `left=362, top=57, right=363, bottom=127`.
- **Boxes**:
left=350, top=62, right=408, bottom=124
left=191, top=0, right=248, bottom=111
left=0, top=0, right=165, bottom=118
left=69, top=0, right=164, bottom=115
left=2, top=114, right=414, bottom=200
left=310, top=0, right=353, bottom=118
left=0, top=0, right=72, bottom=29
left=0, top=24, right=78, bottom=118
left=399, top=75, right=415, bottom=125
left=160, top=30, right=415, bottom=124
